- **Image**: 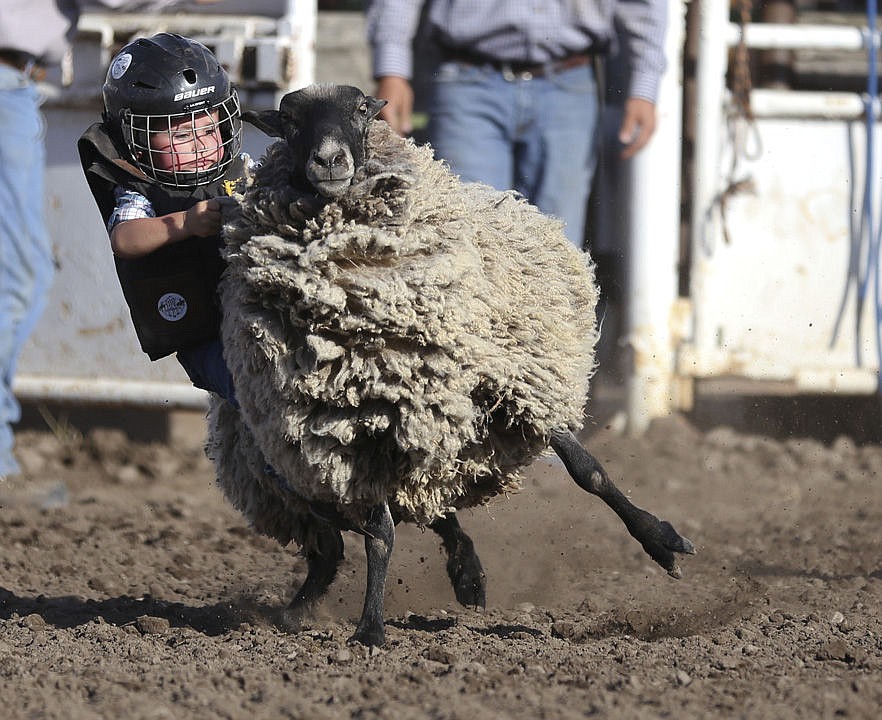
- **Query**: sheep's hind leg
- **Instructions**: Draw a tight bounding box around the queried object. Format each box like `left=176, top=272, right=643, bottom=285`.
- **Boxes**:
left=550, top=429, right=695, bottom=578
left=430, top=513, right=486, bottom=608
left=350, top=502, right=395, bottom=647
left=280, top=523, right=344, bottom=632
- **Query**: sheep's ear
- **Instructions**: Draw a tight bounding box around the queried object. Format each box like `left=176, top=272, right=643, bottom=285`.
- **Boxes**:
left=365, top=96, right=387, bottom=120
left=241, top=109, right=286, bottom=138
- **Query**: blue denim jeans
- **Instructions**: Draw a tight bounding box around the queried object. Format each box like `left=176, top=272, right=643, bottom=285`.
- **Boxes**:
left=176, top=337, right=238, bottom=407
left=177, top=338, right=289, bottom=488
left=0, top=66, right=55, bottom=476
left=428, top=60, right=599, bottom=248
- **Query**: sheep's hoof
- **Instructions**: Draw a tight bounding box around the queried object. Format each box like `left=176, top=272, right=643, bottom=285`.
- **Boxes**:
left=634, top=516, right=696, bottom=579
left=348, top=622, right=385, bottom=648
left=449, top=557, right=487, bottom=609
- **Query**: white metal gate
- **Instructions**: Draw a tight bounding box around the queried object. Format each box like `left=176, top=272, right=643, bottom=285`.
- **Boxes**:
left=624, top=0, right=882, bottom=432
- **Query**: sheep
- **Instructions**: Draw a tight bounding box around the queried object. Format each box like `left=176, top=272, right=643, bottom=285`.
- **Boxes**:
left=207, top=83, right=694, bottom=647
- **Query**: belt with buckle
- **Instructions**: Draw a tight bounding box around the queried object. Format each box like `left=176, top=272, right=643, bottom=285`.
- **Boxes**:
left=0, top=48, right=42, bottom=79
left=442, top=47, right=595, bottom=80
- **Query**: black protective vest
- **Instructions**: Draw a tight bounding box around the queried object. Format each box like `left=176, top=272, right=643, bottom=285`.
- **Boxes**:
left=78, top=123, right=240, bottom=360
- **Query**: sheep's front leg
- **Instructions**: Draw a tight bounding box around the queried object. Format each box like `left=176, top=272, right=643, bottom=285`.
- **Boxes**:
left=550, top=430, right=695, bottom=578
left=350, top=502, right=394, bottom=647
left=280, top=523, right=344, bottom=632
left=430, top=513, right=486, bottom=608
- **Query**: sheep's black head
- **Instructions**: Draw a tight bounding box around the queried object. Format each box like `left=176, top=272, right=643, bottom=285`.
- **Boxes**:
left=243, top=84, right=387, bottom=199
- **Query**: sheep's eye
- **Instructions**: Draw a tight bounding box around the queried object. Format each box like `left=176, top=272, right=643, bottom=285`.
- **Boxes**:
left=357, top=102, right=368, bottom=115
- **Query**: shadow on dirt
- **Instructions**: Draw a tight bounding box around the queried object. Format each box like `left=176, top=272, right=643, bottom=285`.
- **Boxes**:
left=389, top=614, right=457, bottom=633
left=388, top=615, right=545, bottom=640
left=0, top=586, right=246, bottom=635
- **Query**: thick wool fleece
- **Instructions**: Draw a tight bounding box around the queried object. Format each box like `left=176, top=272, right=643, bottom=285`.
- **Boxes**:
left=210, top=121, right=598, bottom=532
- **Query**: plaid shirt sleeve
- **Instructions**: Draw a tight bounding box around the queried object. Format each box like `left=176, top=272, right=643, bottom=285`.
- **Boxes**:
left=107, top=186, right=156, bottom=233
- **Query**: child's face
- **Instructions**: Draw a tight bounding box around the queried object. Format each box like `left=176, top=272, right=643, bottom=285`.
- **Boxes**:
left=148, top=111, right=224, bottom=173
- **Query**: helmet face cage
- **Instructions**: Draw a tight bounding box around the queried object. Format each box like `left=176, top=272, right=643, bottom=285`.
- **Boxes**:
left=122, top=90, right=242, bottom=188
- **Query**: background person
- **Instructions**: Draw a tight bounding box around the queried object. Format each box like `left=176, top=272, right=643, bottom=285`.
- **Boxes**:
left=365, top=0, right=669, bottom=250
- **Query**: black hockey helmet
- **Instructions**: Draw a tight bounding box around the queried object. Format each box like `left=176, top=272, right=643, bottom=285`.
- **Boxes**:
left=102, top=33, right=242, bottom=187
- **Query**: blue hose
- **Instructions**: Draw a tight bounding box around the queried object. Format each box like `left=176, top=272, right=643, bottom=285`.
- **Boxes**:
left=872, top=0, right=882, bottom=390
left=858, top=0, right=881, bottom=388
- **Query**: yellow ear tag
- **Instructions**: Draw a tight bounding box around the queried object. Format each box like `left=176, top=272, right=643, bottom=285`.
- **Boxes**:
left=223, top=179, right=237, bottom=196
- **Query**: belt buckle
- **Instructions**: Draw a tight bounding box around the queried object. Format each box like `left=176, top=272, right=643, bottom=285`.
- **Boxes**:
left=501, top=63, right=533, bottom=82
left=24, top=60, right=45, bottom=82
left=0, top=54, right=42, bottom=81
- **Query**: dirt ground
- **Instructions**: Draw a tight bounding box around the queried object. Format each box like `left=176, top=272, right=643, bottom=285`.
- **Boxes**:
left=2, top=388, right=882, bottom=719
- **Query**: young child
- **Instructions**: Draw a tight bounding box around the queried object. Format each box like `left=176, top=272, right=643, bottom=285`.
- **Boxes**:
left=78, top=32, right=247, bottom=403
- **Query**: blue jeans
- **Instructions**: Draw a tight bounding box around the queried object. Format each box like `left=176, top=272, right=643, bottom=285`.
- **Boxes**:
left=177, top=337, right=289, bottom=489
left=428, top=60, right=599, bottom=248
left=0, top=66, right=55, bottom=476
left=176, top=337, right=238, bottom=407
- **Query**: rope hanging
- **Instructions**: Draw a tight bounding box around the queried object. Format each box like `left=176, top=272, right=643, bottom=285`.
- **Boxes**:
left=717, top=0, right=759, bottom=244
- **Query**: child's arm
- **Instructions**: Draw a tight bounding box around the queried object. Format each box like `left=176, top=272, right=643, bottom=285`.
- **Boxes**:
left=110, top=198, right=224, bottom=259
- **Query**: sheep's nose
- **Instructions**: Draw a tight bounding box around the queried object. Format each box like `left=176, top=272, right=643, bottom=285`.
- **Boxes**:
left=312, top=149, right=347, bottom=169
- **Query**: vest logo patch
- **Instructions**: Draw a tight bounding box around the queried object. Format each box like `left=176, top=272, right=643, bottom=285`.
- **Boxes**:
left=157, top=292, right=188, bottom=322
